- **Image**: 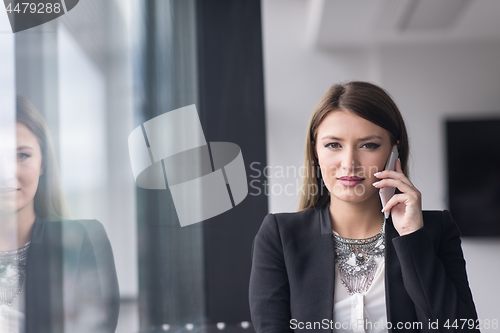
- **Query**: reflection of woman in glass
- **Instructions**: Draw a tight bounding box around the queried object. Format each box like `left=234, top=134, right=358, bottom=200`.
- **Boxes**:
left=0, top=97, right=119, bottom=332
left=249, top=82, right=479, bottom=332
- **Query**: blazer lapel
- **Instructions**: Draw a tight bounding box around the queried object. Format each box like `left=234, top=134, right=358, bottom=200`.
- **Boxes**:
left=25, top=217, right=64, bottom=333
left=384, top=216, right=418, bottom=332
left=296, top=203, right=335, bottom=326
left=318, top=203, right=335, bottom=324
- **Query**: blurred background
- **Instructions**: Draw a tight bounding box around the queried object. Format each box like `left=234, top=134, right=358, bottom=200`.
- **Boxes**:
left=0, top=0, right=499, bottom=331
left=263, top=0, right=500, bottom=326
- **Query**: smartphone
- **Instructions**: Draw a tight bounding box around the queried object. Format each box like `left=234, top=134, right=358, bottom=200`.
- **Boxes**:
left=379, top=145, right=399, bottom=219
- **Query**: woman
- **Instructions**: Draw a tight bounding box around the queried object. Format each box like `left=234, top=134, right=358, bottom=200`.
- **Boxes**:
left=249, top=82, right=479, bottom=332
left=0, top=97, right=119, bottom=332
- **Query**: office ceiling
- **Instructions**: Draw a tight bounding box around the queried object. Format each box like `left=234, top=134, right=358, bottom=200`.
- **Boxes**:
left=306, top=0, right=500, bottom=48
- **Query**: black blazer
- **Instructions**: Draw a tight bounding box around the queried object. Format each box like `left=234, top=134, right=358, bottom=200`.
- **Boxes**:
left=249, top=201, right=479, bottom=332
left=25, top=216, right=120, bottom=333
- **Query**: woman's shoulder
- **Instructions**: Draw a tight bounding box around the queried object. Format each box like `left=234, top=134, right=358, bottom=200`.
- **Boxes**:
left=36, top=218, right=110, bottom=242
left=269, top=206, right=320, bottom=219
left=42, top=218, right=104, bottom=230
left=263, top=206, right=321, bottom=226
left=420, top=209, right=462, bottom=240
left=258, top=206, right=324, bottom=240
left=421, top=210, right=456, bottom=227
left=33, top=218, right=115, bottom=262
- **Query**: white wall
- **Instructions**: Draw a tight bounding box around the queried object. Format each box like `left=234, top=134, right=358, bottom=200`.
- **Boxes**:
left=379, top=42, right=500, bottom=210
left=262, top=0, right=500, bottom=323
left=378, top=41, right=500, bottom=324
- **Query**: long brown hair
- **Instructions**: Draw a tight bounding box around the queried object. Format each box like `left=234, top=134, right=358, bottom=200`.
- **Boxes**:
left=298, top=81, right=410, bottom=211
left=16, top=96, right=70, bottom=220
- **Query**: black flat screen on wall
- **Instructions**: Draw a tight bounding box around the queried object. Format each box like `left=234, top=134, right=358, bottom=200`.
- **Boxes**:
left=446, top=119, right=500, bottom=237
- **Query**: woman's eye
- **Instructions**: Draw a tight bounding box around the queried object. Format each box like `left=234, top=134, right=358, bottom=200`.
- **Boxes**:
left=362, top=142, right=381, bottom=149
left=18, top=153, right=31, bottom=160
left=325, top=142, right=341, bottom=149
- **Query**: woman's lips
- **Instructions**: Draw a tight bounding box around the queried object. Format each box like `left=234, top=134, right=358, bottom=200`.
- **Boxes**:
left=337, top=177, right=365, bottom=187
left=0, top=188, right=19, bottom=195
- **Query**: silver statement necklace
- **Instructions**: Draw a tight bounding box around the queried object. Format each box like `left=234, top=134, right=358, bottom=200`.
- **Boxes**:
left=0, top=242, right=30, bottom=306
left=333, top=219, right=385, bottom=295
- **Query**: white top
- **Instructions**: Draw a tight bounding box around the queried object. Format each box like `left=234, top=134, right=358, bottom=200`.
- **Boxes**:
left=0, top=280, right=26, bottom=333
left=0, top=241, right=29, bottom=333
left=332, top=231, right=388, bottom=333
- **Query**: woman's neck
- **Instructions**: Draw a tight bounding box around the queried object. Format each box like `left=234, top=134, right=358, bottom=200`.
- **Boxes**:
left=0, top=204, right=36, bottom=251
left=329, top=194, right=385, bottom=239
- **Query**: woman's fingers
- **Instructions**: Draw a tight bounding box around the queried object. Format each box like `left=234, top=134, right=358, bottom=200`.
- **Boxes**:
left=374, top=159, right=424, bottom=236
left=380, top=193, right=406, bottom=212
left=381, top=192, right=421, bottom=212
left=374, top=165, right=414, bottom=188
left=372, top=177, right=417, bottom=196
left=395, top=157, right=402, bottom=173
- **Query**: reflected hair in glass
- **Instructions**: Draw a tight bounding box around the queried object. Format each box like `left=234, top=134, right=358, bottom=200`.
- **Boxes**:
left=16, top=96, right=70, bottom=220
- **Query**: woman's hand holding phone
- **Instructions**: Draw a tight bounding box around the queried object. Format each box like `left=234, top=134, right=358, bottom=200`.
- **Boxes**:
left=373, top=158, right=424, bottom=236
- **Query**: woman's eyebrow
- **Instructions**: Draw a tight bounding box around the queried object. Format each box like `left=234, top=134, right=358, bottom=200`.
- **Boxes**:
left=321, top=135, right=343, bottom=140
left=358, top=135, right=383, bottom=141
left=320, top=135, right=383, bottom=141
left=17, top=146, right=34, bottom=150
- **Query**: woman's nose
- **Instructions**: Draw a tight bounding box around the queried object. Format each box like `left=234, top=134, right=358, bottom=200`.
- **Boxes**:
left=340, top=149, right=360, bottom=172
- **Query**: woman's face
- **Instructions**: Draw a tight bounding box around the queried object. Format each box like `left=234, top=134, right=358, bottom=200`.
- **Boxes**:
left=314, top=110, right=393, bottom=204
left=0, top=123, right=43, bottom=215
